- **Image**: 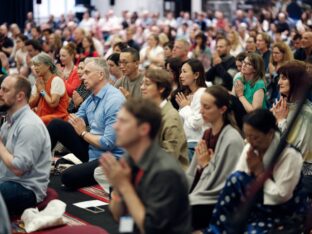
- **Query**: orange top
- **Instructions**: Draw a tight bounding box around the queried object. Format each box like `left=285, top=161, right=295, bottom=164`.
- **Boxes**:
left=36, top=76, right=69, bottom=125
left=64, top=66, right=81, bottom=97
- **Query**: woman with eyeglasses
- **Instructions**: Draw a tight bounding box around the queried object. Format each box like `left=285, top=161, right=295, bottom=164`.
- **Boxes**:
left=29, top=52, right=69, bottom=125
left=233, top=53, right=267, bottom=113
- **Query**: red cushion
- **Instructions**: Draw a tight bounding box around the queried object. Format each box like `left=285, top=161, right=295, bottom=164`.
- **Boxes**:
left=37, top=188, right=59, bottom=210
left=30, top=225, right=110, bottom=234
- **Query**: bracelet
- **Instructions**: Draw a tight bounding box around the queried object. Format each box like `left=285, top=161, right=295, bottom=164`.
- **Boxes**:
left=80, top=131, right=87, bottom=138
left=40, top=90, right=46, bottom=97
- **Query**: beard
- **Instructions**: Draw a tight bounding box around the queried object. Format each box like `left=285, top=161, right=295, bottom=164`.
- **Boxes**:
left=0, top=104, right=12, bottom=112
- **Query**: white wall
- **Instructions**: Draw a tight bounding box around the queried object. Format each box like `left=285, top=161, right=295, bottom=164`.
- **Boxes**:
left=92, top=0, right=164, bottom=17
left=33, top=0, right=75, bottom=23
left=192, top=0, right=202, bottom=13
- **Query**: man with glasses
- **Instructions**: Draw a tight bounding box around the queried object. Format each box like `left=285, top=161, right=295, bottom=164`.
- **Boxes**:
left=47, top=58, right=125, bottom=189
left=115, top=47, right=143, bottom=98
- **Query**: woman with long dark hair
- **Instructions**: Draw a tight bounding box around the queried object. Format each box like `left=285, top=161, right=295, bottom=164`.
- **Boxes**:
left=176, top=58, right=207, bottom=160
left=187, top=85, right=243, bottom=231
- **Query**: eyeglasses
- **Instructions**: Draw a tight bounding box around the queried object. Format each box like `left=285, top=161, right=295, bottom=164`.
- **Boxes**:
left=242, top=61, right=253, bottom=67
left=119, top=60, right=136, bottom=66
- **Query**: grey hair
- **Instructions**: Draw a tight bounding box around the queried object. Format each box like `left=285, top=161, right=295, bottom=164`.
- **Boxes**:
left=31, top=52, right=61, bottom=76
left=85, top=57, right=109, bottom=80
left=175, top=38, right=190, bottom=50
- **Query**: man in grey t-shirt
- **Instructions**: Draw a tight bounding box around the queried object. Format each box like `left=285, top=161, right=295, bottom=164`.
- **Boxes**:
left=0, top=75, right=51, bottom=215
left=114, top=47, right=143, bottom=98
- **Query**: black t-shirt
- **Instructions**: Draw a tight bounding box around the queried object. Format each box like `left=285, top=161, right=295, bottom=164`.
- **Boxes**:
left=0, top=36, right=14, bottom=57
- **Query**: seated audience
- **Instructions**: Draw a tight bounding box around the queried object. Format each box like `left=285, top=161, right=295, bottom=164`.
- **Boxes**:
left=0, top=75, right=51, bottom=215
left=172, top=39, right=190, bottom=63
left=256, top=32, right=271, bottom=72
left=47, top=58, right=125, bottom=189
left=205, top=37, right=237, bottom=91
left=163, top=41, right=174, bottom=60
left=141, top=68, right=189, bottom=169
left=267, top=42, right=293, bottom=107
left=79, top=35, right=99, bottom=60
left=107, top=53, right=123, bottom=85
left=112, top=42, right=128, bottom=54
left=176, top=58, right=207, bottom=160
left=271, top=60, right=312, bottom=194
left=29, top=52, right=69, bottom=125
left=165, top=57, right=183, bottom=110
left=202, top=109, right=305, bottom=233
left=233, top=53, right=267, bottom=113
left=139, top=33, right=164, bottom=68
left=187, top=85, right=244, bottom=231
left=60, top=42, right=81, bottom=97
left=100, top=98, right=191, bottom=233
left=67, top=60, right=91, bottom=113
left=294, top=32, right=312, bottom=63
left=191, top=32, right=212, bottom=72
left=115, top=47, right=143, bottom=98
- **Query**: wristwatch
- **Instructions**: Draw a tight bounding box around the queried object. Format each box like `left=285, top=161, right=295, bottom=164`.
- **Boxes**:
left=40, top=90, right=46, bottom=97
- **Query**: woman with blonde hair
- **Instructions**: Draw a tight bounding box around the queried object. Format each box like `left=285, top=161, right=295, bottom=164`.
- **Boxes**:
left=227, top=30, right=243, bottom=57
left=60, top=42, right=81, bottom=97
left=30, top=52, right=69, bottom=125
left=139, top=33, right=165, bottom=68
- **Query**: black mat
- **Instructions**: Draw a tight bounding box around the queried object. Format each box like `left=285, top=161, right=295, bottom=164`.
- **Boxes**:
left=49, top=175, right=119, bottom=234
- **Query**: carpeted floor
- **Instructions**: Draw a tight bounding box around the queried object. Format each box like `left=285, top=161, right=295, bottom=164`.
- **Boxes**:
left=49, top=175, right=119, bottom=234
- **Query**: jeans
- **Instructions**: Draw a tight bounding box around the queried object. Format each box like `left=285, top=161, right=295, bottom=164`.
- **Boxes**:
left=0, top=181, right=36, bottom=215
left=188, top=141, right=198, bottom=162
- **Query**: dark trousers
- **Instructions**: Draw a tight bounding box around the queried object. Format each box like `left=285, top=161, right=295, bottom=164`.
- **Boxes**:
left=0, top=181, right=36, bottom=215
left=48, top=119, right=97, bottom=189
left=47, top=119, right=89, bottom=162
left=191, top=204, right=215, bottom=230
left=61, top=159, right=99, bottom=189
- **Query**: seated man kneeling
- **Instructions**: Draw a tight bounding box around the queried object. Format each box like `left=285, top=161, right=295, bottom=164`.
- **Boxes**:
left=47, top=58, right=125, bottom=189
left=0, top=75, right=51, bottom=215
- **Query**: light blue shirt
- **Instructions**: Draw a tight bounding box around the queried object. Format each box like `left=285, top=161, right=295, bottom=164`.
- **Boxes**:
left=76, top=83, right=125, bottom=160
left=0, top=105, right=51, bottom=203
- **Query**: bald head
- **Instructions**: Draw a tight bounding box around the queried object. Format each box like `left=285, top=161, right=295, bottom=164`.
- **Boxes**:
left=172, top=39, right=190, bottom=61
left=302, top=32, right=312, bottom=49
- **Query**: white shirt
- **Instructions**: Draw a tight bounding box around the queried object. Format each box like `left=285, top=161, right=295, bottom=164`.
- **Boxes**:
left=235, top=133, right=303, bottom=205
left=31, top=76, right=66, bottom=96
left=179, top=87, right=207, bottom=143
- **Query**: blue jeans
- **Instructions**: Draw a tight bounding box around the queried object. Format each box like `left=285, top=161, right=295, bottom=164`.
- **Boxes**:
left=0, top=181, right=36, bottom=215
left=188, top=142, right=198, bottom=162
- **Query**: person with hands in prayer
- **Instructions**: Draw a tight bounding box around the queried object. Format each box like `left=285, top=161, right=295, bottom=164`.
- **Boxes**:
left=271, top=61, right=312, bottom=194
left=29, top=52, right=69, bottom=125
left=47, top=57, right=125, bottom=189
left=201, top=109, right=306, bottom=234
left=187, top=86, right=243, bottom=231
left=100, top=98, right=191, bottom=234
left=176, top=59, right=207, bottom=160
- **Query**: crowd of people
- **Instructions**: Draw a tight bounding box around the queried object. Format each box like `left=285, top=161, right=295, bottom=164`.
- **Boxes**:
left=0, top=1, right=312, bottom=233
